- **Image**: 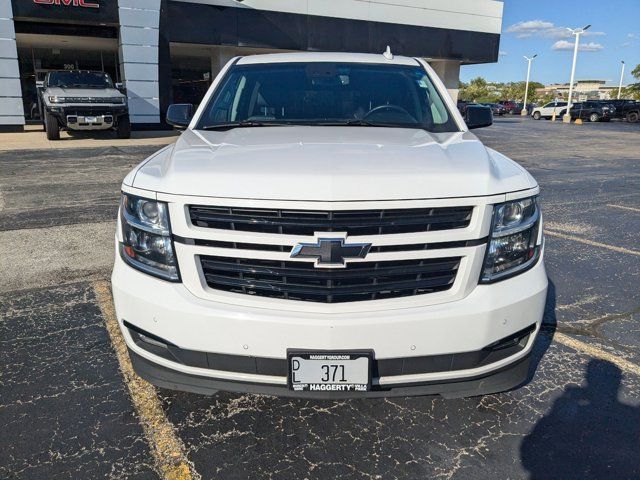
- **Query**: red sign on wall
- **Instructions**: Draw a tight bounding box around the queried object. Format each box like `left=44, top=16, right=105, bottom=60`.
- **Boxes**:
left=33, top=0, right=99, bottom=8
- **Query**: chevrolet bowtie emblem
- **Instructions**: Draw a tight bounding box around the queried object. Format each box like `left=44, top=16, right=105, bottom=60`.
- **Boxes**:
left=290, top=238, right=372, bottom=268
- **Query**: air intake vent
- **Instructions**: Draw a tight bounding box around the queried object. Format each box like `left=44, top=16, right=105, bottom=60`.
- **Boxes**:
left=189, top=206, right=473, bottom=236
left=200, top=256, right=461, bottom=303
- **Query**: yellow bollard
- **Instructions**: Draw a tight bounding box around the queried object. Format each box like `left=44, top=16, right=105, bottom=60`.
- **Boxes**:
left=575, top=118, right=582, bottom=125
left=551, top=112, right=556, bottom=122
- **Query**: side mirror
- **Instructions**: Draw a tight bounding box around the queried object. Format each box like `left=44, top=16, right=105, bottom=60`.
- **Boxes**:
left=465, top=105, right=493, bottom=129
left=115, top=82, right=125, bottom=92
left=166, top=103, right=194, bottom=129
left=36, top=80, right=44, bottom=89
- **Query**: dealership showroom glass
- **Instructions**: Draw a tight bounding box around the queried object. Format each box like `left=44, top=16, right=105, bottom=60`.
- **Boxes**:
left=0, top=0, right=502, bottom=131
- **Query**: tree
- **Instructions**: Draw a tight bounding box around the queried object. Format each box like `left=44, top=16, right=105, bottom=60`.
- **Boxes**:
left=621, top=64, right=640, bottom=100
left=459, top=77, right=493, bottom=102
left=501, top=81, right=544, bottom=103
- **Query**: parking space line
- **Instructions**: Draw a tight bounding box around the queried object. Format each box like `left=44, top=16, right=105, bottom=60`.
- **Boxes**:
left=554, top=332, right=640, bottom=377
left=93, top=281, right=198, bottom=480
left=544, top=229, right=640, bottom=256
left=606, top=204, right=640, bottom=213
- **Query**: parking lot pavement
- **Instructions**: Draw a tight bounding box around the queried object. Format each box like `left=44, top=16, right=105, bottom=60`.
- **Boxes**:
left=0, top=125, right=178, bottom=152
left=1, top=117, right=639, bottom=479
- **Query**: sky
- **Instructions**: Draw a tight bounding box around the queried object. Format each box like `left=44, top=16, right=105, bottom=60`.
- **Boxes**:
left=460, top=0, right=640, bottom=86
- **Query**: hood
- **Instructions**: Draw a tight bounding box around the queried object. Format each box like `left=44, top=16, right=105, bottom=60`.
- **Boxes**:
left=130, top=126, right=536, bottom=201
left=46, top=87, right=124, bottom=98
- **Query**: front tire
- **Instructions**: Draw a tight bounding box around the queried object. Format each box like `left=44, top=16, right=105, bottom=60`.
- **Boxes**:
left=627, top=111, right=639, bottom=123
left=533, top=111, right=541, bottom=120
left=44, top=111, right=60, bottom=140
left=589, top=112, right=599, bottom=123
left=116, top=116, right=131, bottom=139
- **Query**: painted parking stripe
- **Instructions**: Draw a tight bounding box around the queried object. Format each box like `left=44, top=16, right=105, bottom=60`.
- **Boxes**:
left=93, top=281, right=198, bottom=480
left=606, top=204, right=640, bottom=213
left=554, top=332, right=640, bottom=378
left=544, top=230, right=640, bottom=257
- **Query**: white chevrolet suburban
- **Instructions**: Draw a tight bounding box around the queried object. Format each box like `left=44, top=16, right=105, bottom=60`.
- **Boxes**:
left=112, top=52, right=547, bottom=398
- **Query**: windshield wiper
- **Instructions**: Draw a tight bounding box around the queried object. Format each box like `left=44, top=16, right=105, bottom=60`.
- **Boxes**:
left=317, top=119, right=422, bottom=128
left=200, top=120, right=289, bottom=130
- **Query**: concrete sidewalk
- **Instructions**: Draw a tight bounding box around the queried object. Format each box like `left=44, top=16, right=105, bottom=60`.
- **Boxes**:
left=0, top=124, right=178, bottom=151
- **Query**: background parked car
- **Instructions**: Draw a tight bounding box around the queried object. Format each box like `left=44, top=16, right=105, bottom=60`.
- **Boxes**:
left=531, top=101, right=568, bottom=120
left=597, top=99, right=640, bottom=123
left=456, top=100, right=475, bottom=115
left=481, top=103, right=506, bottom=116
left=569, top=101, right=613, bottom=122
left=499, top=100, right=518, bottom=114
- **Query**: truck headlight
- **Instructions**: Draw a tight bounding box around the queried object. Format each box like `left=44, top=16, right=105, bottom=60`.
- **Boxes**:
left=49, top=96, right=66, bottom=103
left=119, top=194, right=180, bottom=281
left=480, top=196, right=542, bottom=283
left=107, top=97, right=126, bottom=104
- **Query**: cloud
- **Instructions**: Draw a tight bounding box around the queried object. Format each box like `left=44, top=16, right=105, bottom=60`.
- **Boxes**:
left=552, top=40, right=604, bottom=52
left=506, top=20, right=605, bottom=39
left=628, top=33, right=638, bottom=39
left=506, top=20, right=555, bottom=38
left=499, top=50, right=508, bottom=56
left=622, top=42, right=632, bottom=47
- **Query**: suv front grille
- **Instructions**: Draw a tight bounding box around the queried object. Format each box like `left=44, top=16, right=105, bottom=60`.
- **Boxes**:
left=189, top=206, right=473, bottom=236
left=200, top=256, right=461, bottom=303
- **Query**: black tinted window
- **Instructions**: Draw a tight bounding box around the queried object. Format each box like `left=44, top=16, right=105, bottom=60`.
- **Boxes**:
left=197, top=62, right=458, bottom=132
left=47, top=71, right=113, bottom=88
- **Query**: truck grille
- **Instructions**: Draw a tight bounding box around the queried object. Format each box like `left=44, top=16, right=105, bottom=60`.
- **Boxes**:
left=189, top=206, right=473, bottom=236
left=199, top=256, right=461, bottom=303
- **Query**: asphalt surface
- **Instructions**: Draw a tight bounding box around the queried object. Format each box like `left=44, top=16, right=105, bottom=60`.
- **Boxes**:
left=1, top=117, right=639, bottom=479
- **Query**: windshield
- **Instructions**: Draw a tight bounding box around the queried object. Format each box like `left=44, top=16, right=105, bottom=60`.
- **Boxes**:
left=47, top=71, right=113, bottom=89
left=196, top=62, right=458, bottom=132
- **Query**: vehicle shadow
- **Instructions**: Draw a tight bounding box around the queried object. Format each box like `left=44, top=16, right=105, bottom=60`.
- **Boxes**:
left=521, top=358, right=640, bottom=479
left=521, top=277, right=557, bottom=387
left=522, top=278, right=640, bottom=479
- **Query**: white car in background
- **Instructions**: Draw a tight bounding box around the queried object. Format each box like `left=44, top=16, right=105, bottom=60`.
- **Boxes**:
left=531, top=101, right=568, bottom=120
left=111, top=51, right=547, bottom=399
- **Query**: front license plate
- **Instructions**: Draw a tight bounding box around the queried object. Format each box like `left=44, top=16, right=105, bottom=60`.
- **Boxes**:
left=287, top=351, right=372, bottom=392
left=84, top=116, right=98, bottom=123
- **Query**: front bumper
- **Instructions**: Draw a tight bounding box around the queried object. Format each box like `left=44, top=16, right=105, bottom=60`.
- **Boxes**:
left=46, top=104, right=128, bottom=130
left=112, top=249, right=547, bottom=398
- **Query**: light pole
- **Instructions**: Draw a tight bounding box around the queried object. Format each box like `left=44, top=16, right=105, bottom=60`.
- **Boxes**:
left=563, top=24, right=591, bottom=123
left=618, top=60, right=625, bottom=99
left=521, top=54, right=537, bottom=115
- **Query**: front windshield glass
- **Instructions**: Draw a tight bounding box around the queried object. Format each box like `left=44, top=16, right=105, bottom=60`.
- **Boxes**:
left=196, top=62, right=458, bottom=132
left=47, top=71, right=113, bottom=89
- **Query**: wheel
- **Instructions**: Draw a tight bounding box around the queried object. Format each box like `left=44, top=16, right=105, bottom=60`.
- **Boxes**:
left=44, top=111, right=60, bottom=140
left=627, top=111, right=639, bottom=123
left=116, top=116, right=131, bottom=139
left=533, top=111, right=541, bottom=120
left=589, top=112, right=599, bottom=123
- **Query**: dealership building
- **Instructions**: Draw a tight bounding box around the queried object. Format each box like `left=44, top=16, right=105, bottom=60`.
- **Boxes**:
left=0, top=0, right=503, bottom=131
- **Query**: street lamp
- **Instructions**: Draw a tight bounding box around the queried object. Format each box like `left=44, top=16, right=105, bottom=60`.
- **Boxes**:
left=521, top=54, right=537, bottom=116
left=563, top=24, right=591, bottom=123
left=618, top=60, right=625, bottom=99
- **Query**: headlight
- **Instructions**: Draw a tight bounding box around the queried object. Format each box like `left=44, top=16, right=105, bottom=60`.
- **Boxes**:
left=119, top=194, right=179, bottom=281
left=107, top=97, right=126, bottom=104
left=49, top=96, right=66, bottom=103
left=480, top=196, right=542, bottom=283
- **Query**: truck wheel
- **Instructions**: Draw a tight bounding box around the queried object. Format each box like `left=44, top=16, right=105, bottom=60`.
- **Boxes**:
left=533, top=111, right=541, bottom=120
left=44, top=111, right=60, bottom=140
left=589, top=113, right=599, bottom=123
left=627, top=111, right=639, bottom=123
left=116, top=116, right=131, bottom=139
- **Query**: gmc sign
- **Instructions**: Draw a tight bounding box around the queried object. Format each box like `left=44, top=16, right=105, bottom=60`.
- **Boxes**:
left=33, top=0, right=99, bottom=7
left=11, top=0, right=118, bottom=23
